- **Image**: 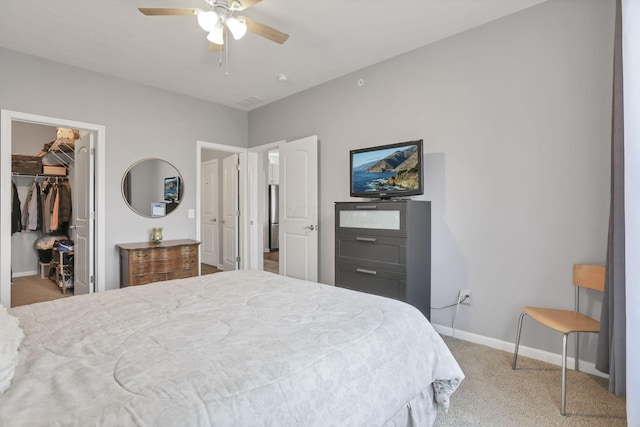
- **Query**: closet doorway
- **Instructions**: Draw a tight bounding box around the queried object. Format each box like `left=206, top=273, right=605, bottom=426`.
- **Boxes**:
left=0, top=110, right=106, bottom=308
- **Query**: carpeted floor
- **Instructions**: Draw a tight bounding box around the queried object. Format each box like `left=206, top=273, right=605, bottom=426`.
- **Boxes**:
left=434, top=336, right=627, bottom=426
left=11, top=275, right=71, bottom=307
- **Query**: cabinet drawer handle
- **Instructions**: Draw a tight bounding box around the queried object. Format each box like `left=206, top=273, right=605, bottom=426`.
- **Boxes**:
left=356, top=268, right=377, bottom=275
left=356, top=237, right=377, bottom=242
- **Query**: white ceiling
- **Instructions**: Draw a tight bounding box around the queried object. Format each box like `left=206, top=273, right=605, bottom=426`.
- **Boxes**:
left=0, top=0, right=547, bottom=111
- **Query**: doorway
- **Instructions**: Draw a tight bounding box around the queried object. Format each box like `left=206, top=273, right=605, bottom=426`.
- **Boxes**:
left=196, top=141, right=246, bottom=274
left=0, top=110, right=106, bottom=308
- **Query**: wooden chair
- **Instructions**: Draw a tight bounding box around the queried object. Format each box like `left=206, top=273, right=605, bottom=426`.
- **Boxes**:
left=511, top=264, right=605, bottom=415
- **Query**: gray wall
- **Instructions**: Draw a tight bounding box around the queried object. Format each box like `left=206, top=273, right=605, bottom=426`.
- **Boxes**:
left=1, top=47, right=248, bottom=289
left=248, top=0, right=615, bottom=361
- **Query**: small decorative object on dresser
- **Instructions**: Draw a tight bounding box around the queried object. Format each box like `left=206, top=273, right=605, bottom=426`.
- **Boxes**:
left=117, top=239, right=200, bottom=287
left=150, top=227, right=163, bottom=243
left=335, top=200, right=431, bottom=320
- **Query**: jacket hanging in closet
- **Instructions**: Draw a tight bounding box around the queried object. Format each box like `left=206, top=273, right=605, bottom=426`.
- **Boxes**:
left=11, top=182, right=22, bottom=234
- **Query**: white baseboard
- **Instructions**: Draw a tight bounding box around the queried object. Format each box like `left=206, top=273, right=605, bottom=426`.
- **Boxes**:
left=432, top=323, right=608, bottom=379
left=12, top=270, right=38, bottom=278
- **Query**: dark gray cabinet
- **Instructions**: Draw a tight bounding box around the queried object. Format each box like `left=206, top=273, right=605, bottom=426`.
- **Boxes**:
left=335, top=200, right=431, bottom=320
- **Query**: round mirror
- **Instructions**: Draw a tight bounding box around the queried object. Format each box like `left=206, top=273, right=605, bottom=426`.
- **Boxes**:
left=122, top=158, right=183, bottom=218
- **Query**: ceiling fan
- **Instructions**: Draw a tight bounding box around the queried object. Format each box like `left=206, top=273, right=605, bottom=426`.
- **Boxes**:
left=138, top=0, right=289, bottom=51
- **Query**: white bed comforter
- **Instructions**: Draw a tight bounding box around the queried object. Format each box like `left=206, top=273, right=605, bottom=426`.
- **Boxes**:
left=2, top=270, right=463, bottom=426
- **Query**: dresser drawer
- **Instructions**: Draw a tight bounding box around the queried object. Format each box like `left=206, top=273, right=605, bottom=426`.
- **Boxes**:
left=335, top=234, right=406, bottom=272
left=335, top=262, right=406, bottom=301
left=130, top=273, right=167, bottom=286
left=167, top=268, right=197, bottom=280
left=335, top=202, right=408, bottom=238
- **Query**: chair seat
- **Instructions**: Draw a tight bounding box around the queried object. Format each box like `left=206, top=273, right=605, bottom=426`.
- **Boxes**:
left=523, top=306, right=600, bottom=334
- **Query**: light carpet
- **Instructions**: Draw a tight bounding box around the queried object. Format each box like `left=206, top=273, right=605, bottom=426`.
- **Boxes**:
left=434, top=336, right=627, bottom=426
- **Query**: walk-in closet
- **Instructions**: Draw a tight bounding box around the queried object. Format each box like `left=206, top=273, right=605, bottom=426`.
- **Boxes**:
left=11, top=122, right=76, bottom=306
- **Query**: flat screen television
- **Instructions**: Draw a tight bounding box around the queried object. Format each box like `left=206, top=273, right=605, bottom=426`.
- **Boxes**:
left=350, top=139, right=423, bottom=199
left=164, top=176, right=180, bottom=202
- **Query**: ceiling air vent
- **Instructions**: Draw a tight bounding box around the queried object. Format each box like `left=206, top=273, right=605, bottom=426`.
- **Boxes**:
left=236, top=96, right=264, bottom=107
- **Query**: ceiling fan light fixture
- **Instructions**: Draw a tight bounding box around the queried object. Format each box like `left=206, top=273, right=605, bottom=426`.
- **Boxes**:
left=207, top=22, right=225, bottom=45
left=226, top=17, right=247, bottom=40
left=197, top=10, right=219, bottom=32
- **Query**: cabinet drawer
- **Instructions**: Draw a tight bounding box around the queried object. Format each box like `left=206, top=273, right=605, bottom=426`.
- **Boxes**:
left=130, top=273, right=166, bottom=286
left=335, top=262, right=406, bottom=301
left=131, top=258, right=182, bottom=275
left=335, top=202, right=407, bottom=237
left=167, top=269, right=197, bottom=280
left=335, top=234, right=406, bottom=272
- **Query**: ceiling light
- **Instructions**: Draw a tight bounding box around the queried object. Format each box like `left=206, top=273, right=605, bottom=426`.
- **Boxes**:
left=207, top=22, right=225, bottom=45
left=226, top=17, right=247, bottom=40
left=197, top=10, right=219, bottom=32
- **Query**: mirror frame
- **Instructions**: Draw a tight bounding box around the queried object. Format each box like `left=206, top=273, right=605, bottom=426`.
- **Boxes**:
left=122, top=158, right=183, bottom=218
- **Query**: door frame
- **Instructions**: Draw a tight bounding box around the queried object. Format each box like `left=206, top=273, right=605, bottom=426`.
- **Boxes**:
left=0, top=109, right=106, bottom=307
left=247, top=140, right=284, bottom=271
left=196, top=140, right=247, bottom=273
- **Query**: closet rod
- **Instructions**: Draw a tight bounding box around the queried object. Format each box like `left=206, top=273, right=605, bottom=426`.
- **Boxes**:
left=12, top=172, right=68, bottom=180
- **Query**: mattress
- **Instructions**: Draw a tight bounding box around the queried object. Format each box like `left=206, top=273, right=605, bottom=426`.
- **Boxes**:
left=1, top=270, right=463, bottom=426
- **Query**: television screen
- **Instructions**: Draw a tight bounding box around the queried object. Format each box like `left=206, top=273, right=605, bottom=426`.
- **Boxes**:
left=350, top=140, right=423, bottom=199
left=164, top=176, right=180, bottom=202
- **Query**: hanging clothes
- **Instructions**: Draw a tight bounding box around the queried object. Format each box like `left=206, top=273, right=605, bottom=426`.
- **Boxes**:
left=50, top=185, right=60, bottom=232
left=43, top=183, right=55, bottom=234
left=11, top=181, right=22, bottom=234
left=57, top=181, right=72, bottom=225
left=26, top=182, right=40, bottom=231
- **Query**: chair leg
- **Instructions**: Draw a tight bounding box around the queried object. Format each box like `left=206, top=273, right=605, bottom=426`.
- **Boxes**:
left=561, top=333, right=568, bottom=416
left=512, top=312, right=527, bottom=370
left=575, top=332, right=580, bottom=372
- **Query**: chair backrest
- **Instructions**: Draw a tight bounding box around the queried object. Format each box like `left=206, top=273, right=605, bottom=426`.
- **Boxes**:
left=573, top=264, right=605, bottom=292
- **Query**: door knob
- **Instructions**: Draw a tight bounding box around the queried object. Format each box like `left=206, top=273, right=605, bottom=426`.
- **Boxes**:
left=303, top=224, right=316, bottom=231
left=211, top=218, right=217, bottom=222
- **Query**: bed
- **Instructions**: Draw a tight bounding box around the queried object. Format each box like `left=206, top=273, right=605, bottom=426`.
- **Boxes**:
left=0, top=270, right=463, bottom=426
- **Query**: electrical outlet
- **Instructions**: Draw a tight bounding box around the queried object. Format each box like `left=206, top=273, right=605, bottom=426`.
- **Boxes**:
left=458, top=289, right=471, bottom=305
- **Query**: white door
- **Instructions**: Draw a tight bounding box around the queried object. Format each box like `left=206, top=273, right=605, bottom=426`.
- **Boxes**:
left=72, top=132, right=94, bottom=295
left=222, top=154, right=239, bottom=271
left=201, top=160, right=219, bottom=267
left=279, top=135, right=318, bottom=281
left=246, top=152, right=263, bottom=271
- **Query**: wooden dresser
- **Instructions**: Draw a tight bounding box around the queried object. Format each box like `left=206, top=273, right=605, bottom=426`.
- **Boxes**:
left=117, top=239, right=200, bottom=287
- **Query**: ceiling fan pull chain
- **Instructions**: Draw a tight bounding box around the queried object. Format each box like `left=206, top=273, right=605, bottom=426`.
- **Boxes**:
left=225, top=38, right=229, bottom=77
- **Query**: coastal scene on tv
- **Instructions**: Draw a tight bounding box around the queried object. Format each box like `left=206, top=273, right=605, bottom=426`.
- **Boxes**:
left=352, top=144, right=420, bottom=193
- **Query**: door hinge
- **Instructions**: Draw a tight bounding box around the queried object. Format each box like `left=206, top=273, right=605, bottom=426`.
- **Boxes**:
left=236, top=256, right=241, bottom=263
left=235, top=164, right=240, bottom=171
left=235, top=210, right=240, bottom=217
left=90, top=275, right=95, bottom=284
left=90, top=147, right=96, bottom=155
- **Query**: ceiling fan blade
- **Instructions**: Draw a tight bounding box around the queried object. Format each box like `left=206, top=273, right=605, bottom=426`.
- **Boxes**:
left=240, top=16, right=289, bottom=44
left=230, top=0, right=263, bottom=12
left=138, top=8, right=198, bottom=16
